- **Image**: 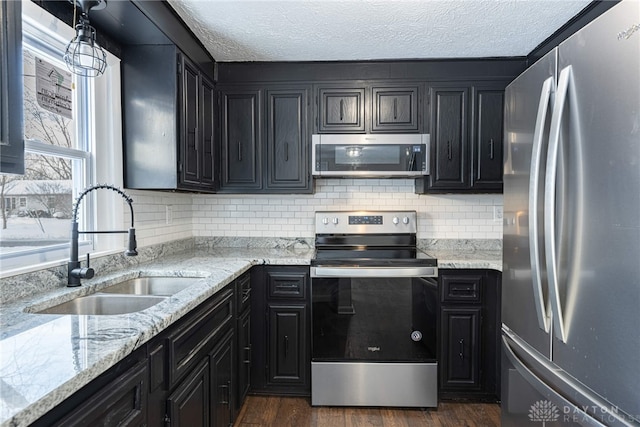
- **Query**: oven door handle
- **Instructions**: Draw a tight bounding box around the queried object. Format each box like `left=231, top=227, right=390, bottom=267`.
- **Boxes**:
left=310, top=266, right=438, bottom=278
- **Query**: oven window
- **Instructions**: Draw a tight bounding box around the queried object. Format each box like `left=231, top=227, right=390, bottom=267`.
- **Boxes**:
left=311, top=277, right=437, bottom=362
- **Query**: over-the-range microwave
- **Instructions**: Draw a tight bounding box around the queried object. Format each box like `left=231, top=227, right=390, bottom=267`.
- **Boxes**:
left=311, top=134, right=430, bottom=178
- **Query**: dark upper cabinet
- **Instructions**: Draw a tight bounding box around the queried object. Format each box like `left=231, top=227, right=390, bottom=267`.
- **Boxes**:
left=372, top=86, right=420, bottom=132
left=317, top=86, right=366, bottom=133
left=266, top=88, right=309, bottom=191
left=472, top=86, right=504, bottom=191
left=220, top=88, right=262, bottom=191
left=416, top=82, right=506, bottom=194
left=122, top=46, right=216, bottom=192
left=429, top=85, right=470, bottom=191
left=0, top=0, right=24, bottom=175
left=219, top=85, right=312, bottom=194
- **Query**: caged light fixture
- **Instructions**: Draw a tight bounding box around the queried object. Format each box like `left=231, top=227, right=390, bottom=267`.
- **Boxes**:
left=63, top=0, right=107, bottom=78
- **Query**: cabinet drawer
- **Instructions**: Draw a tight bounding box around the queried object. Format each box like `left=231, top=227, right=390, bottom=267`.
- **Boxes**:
left=441, top=274, right=482, bottom=304
left=267, top=270, right=308, bottom=300
left=168, top=288, right=234, bottom=387
left=53, top=360, right=148, bottom=427
left=236, top=272, right=251, bottom=312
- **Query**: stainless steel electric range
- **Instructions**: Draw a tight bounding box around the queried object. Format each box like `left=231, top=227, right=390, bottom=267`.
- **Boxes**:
left=310, top=210, right=438, bottom=407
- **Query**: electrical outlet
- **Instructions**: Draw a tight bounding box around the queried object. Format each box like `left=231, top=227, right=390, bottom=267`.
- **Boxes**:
left=493, top=206, right=503, bottom=222
left=166, top=205, right=173, bottom=225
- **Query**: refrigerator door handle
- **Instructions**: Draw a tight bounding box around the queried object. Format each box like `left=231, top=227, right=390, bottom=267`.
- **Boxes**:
left=545, top=65, right=572, bottom=343
left=528, top=76, right=554, bottom=333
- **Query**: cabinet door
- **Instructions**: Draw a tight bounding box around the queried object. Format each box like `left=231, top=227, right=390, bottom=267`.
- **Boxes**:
left=472, top=87, right=504, bottom=191
left=53, top=360, right=148, bottom=427
left=210, top=329, right=234, bottom=427
left=440, top=307, right=481, bottom=390
left=200, top=75, right=216, bottom=187
left=317, top=87, right=365, bottom=133
left=180, top=56, right=200, bottom=186
left=372, top=86, right=419, bottom=132
left=265, top=88, right=309, bottom=191
left=429, top=86, right=470, bottom=191
left=236, top=308, right=251, bottom=411
left=167, top=358, right=210, bottom=427
left=220, top=89, right=262, bottom=190
left=268, top=304, right=307, bottom=386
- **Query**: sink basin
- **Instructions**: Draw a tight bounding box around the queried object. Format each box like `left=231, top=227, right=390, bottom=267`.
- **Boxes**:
left=100, top=276, right=202, bottom=296
left=36, top=294, right=167, bottom=315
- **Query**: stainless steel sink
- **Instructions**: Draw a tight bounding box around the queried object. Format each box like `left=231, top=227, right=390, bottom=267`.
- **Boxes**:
left=36, top=294, right=167, bottom=315
left=100, top=276, right=202, bottom=296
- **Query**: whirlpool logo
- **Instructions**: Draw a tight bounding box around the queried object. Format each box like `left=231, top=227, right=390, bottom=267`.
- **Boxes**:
left=367, top=346, right=380, bottom=352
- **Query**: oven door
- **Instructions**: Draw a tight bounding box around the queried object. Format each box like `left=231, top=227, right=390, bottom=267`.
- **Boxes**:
left=311, top=273, right=438, bottom=363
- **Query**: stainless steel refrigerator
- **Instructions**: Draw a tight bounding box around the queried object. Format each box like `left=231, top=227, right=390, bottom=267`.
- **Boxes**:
left=502, top=1, right=640, bottom=426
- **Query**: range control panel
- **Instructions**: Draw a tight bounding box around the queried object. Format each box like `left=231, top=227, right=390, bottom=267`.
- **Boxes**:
left=315, top=210, right=417, bottom=234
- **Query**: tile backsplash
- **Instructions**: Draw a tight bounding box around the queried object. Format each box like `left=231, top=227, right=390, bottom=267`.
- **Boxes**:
left=129, top=180, right=503, bottom=245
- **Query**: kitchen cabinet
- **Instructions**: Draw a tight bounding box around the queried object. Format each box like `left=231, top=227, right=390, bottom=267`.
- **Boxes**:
left=179, top=55, right=217, bottom=189
left=471, top=86, right=504, bottom=191
left=372, top=85, right=420, bottom=132
left=31, top=348, right=149, bottom=427
left=0, top=0, right=24, bottom=175
left=210, top=329, right=234, bottom=427
left=250, top=266, right=311, bottom=395
left=166, top=358, right=210, bottom=427
left=315, top=83, right=421, bottom=134
left=219, top=85, right=312, bottom=193
left=235, top=273, right=252, bottom=417
left=122, top=45, right=216, bottom=192
left=416, top=82, right=505, bottom=194
left=317, top=86, right=366, bottom=133
left=438, top=269, right=501, bottom=401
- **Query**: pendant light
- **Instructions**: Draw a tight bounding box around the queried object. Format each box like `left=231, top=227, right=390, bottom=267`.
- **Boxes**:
left=63, top=0, right=107, bottom=78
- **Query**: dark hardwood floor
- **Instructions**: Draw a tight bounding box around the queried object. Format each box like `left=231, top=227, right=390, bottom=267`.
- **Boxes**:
left=234, top=396, right=501, bottom=427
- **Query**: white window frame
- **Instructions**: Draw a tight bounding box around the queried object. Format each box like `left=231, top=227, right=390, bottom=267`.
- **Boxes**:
left=1, top=1, right=122, bottom=277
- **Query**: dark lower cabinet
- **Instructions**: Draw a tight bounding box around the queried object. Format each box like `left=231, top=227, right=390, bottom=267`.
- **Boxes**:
left=251, top=266, right=311, bottom=395
left=33, top=273, right=253, bottom=427
left=268, top=304, right=306, bottom=385
left=167, top=358, right=210, bottom=427
left=438, top=269, right=501, bottom=401
left=210, top=329, right=234, bottom=427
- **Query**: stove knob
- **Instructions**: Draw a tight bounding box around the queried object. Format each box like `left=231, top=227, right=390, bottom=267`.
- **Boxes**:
left=403, top=217, right=410, bottom=225
left=392, top=217, right=399, bottom=225
left=322, top=217, right=329, bottom=225
left=332, top=217, right=339, bottom=225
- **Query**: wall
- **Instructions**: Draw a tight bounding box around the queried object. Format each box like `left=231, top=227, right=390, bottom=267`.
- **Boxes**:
left=192, top=179, right=503, bottom=241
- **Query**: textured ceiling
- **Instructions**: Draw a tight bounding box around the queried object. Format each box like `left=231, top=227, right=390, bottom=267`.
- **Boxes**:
left=166, top=0, right=592, bottom=62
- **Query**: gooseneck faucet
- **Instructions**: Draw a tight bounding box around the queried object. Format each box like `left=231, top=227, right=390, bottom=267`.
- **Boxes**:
left=68, top=184, right=138, bottom=287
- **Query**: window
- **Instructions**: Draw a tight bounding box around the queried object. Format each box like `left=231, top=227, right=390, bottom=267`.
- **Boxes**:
left=0, top=3, right=121, bottom=273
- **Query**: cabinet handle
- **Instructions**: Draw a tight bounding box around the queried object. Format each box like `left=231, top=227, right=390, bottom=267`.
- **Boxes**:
left=285, top=142, right=289, bottom=162
left=489, top=138, right=495, bottom=160
left=238, top=142, right=242, bottom=162
left=219, top=381, right=231, bottom=404
left=447, top=141, right=452, bottom=160
left=339, top=99, right=344, bottom=121
left=393, top=98, right=398, bottom=120
left=244, top=345, right=252, bottom=364
left=284, top=335, right=289, bottom=358
left=459, top=339, right=465, bottom=359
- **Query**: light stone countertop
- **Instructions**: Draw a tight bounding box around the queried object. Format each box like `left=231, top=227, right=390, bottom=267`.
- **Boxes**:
left=0, top=245, right=501, bottom=427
